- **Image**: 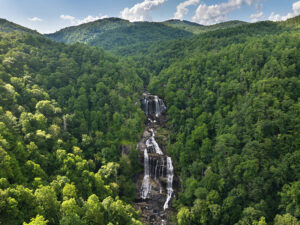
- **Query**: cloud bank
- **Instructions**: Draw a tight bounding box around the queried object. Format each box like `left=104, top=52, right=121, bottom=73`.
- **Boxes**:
left=121, top=0, right=167, bottom=22
left=174, top=0, right=199, bottom=20
left=60, top=14, right=106, bottom=26
left=192, top=0, right=261, bottom=25
left=28, top=17, right=43, bottom=22
left=249, top=3, right=264, bottom=22
left=269, top=1, right=300, bottom=21
left=250, top=11, right=264, bottom=22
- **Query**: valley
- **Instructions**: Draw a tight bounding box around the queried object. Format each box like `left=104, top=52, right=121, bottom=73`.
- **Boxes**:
left=0, top=12, right=300, bottom=225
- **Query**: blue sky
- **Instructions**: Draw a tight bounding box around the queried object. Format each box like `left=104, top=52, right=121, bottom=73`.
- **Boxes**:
left=0, top=0, right=299, bottom=33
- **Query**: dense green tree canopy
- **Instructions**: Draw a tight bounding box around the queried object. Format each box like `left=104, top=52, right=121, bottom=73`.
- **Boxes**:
left=0, top=31, right=145, bottom=224
left=144, top=17, right=300, bottom=225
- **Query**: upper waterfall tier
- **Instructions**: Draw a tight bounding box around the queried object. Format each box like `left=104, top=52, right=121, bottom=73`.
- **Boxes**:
left=141, top=94, right=166, bottom=118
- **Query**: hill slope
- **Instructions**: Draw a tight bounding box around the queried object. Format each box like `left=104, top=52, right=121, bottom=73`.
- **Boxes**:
left=163, top=19, right=247, bottom=34
left=0, top=31, right=145, bottom=225
left=0, top=18, right=38, bottom=34
left=143, top=17, right=300, bottom=225
left=46, top=17, right=131, bottom=44
left=109, top=17, right=300, bottom=224
left=282, top=14, right=300, bottom=27
left=46, top=18, right=194, bottom=50
left=46, top=18, right=248, bottom=51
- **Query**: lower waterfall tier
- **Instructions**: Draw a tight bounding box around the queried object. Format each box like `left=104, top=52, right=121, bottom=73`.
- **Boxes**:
left=139, top=127, right=174, bottom=208
left=163, top=157, right=174, bottom=210
left=140, top=149, right=151, bottom=199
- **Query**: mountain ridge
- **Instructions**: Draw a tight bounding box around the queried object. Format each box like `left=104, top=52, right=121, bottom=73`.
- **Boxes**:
left=0, top=18, right=39, bottom=34
left=45, top=18, right=195, bottom=50
left=44, top=17, right=251, bottom=51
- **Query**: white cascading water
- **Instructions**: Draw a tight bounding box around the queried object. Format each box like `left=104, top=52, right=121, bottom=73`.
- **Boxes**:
left=163, top=156, right=174, bottom=210
left=146, top=129, right=163, bottom=155
left=140, top=149, right=151, bottom=199
left=141, top=94, right=166, bottom=118
left=63, top=115, right=67, bottom=131
left=140, top=94, right=174, bottom=220
left=154, top=95, right=160, bottom=117
left=144, top=98, right=149, bottom=116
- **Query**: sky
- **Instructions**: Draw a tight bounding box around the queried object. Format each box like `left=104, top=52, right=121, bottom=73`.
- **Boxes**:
left=0, top=0, right=300, bottom=34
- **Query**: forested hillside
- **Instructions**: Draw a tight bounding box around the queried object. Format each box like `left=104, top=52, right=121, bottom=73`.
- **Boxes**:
left=163, top=20, right=247, bottom=34
left=144, top=18, right=300, bottom=225
left=46, top=18, right=247, bottom=52
left=46, top=18, right=132, bottom=44
left=0, top=31, right=145, bottom=224
left=46, top=18, right=194, bottom=51
left=0, top=18, right=39, bottom=34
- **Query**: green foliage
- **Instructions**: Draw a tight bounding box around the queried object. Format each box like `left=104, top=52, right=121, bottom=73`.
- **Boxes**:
left=0, top=18, right=39, bottom=34
left=279, top=181, right=300, bottom=217
left=144, top=17, right=300, bottom=225
left=163, top=19, right=247, bottom=34
left=274, top=214, right=300, bottom=225
left=282, top=15, right=300, bottom=27
left=62, top=184, right=77, bottom=200
left=23, top=215, right=48, bottom=225
left=83, top=194, right=105, bottom=225
left=46, top=17, right=248, bottom=53
left=177, top=207, right=192, bottom=225
left=0, top=31, right=144, bottom=224
left=47, top=18, right=194, bottom=51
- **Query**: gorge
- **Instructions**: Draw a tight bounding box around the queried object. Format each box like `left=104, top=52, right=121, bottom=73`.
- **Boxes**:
left=1, top=13, right=300, bottom=225
left=135, top=94, right=175, bottom=225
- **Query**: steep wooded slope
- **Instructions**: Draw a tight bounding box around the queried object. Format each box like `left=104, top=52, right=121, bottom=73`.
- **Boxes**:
left=0, top=31, right=145, bottom=225
left=144, top=18, right=300, bottom=225
left=46, top=18, right=194, bottom=50
left=0, top=18, right=39, bottom=34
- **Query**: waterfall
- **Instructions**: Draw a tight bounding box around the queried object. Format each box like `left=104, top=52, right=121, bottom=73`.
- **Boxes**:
left=144, top=99, right=149, bottom=116
left=154, top=95, right=160, bottom=117
left=63, top=115, right=67, bottom=131
left=137, top=94, right=174, bottom=224
left=140, top=94, right=166, bottom=118
left=163, top=157, right=174, bottom=210
left=140, top=149, right=151, bottom=199
left=146, top=129, right=163, bottom=155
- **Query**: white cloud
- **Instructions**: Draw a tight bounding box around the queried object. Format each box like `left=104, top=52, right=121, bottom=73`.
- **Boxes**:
left=28, top=17, right=43, bottom=22
left=60, top=14, right=76, bottom=25
left=174, top=0, right=199, bottom=20
left=268, top=12, right=283, bottom=22
left=60, top=14, right=101, bottom=26
left=293, top=1, right=300, bottom=14
left=101, top=15, right=109, bottom=19
left=121, top=0, right=167, bottom=22
left=269, top=1, right=300, bottom=21
left=192, top=0, right=261, bottom=25
left=250, top=4, right=264, bottom=22
left=78, top=15, right=101, bottom=24
left=250, top=11, right=264, bottom=22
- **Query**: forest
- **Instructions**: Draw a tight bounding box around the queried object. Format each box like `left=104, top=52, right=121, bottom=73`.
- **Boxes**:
left=0, top=32, right=146, bottom=224
left=0, top=14, right=300, bottom=225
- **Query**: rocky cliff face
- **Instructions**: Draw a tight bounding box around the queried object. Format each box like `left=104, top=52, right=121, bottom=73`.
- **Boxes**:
left=135, top=94, right=176, bottom=225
